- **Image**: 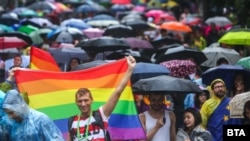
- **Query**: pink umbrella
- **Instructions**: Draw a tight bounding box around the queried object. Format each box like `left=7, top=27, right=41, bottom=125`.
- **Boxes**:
left=160, top=59, right=196, bottom=78
left=123, top=37, right=154, bottom=49
left=82, top=28, right=104, bottom=39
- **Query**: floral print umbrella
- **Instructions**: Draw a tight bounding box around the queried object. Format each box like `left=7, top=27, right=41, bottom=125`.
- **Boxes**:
left=160, top=59, right=196, bottom=78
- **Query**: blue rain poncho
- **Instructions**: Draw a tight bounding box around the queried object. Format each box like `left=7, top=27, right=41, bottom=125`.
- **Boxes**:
left=0, top=90, right=10, bottom=141
left=2, top=89, right=64, bottom=141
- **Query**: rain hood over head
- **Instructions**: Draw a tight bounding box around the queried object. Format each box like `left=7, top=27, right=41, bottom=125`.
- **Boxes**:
left=2, top=89, right=64, bottom=141
left=2, top=89, right=29, bottom=120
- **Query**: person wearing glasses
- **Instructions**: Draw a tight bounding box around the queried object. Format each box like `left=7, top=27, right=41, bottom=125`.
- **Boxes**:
left=200, top=79, right=242, bottom=141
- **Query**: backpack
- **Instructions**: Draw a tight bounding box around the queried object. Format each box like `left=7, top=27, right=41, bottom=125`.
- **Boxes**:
left=68, top=110, right=111, bottom=141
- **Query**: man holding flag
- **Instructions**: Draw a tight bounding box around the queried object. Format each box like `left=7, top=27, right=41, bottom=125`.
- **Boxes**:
left=67, top=55, right=136, bottom=141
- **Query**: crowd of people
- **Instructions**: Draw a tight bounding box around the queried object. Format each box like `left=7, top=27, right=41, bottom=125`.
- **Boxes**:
left=0, top=0, right=250, bottom=141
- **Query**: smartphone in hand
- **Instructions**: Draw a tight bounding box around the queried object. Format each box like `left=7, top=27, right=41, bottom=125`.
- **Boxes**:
left=163, top=117, right=166, bottom=124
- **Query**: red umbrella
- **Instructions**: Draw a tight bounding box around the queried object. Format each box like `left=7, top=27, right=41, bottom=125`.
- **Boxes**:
left=0, top=37, right=29, bottom=49
left=160, top=59, right=196, bottom=78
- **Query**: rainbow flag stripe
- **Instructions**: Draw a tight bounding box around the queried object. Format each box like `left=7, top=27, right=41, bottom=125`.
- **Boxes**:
left=30, top=46, right=61, bottom=72
left=15, top=58, right=146, bottom=140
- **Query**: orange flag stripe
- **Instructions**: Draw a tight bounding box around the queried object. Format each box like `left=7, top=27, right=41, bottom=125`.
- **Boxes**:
left=18, top=73, right=128, bottom=95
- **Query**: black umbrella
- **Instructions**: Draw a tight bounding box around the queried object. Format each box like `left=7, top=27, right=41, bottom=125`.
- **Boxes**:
left=73, top=60, right=108, bottom=71
left=76, top=36, right=130, bottom=52
left=131, top=62, right=170, bottom=83
left=121, top=19, right=151, bottom=31
left=155, top=45, right=207, bottom=65
left=150, top=37, right=182, bottom=49
left=103, top=24, right=136, bottom=38
left=132, top=75, right=201, bottom=94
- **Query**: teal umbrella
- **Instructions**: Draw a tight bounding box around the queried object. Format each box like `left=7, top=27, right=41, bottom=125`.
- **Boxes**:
left=0, top=24, right=14, bottom=33
left=236, top=56, right=250, bottom=69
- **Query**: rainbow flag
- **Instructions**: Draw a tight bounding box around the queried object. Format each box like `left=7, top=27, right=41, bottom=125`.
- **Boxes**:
left=30, top=46, right=61, bottom=72
left=14, top=59, right=146, bottom=140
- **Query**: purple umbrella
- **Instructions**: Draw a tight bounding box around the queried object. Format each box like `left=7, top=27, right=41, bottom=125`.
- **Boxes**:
left=123, top=37, right=154, bottom=49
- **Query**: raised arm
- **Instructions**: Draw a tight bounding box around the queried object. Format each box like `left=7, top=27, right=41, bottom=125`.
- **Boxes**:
left=103, top=55, right=136, bottom=117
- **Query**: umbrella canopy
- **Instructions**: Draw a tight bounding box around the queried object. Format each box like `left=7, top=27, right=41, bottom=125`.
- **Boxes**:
left=76, top=36, right=130, bottom=52
left=229, top=91, right=250, bottom=118
left=150, top=37, right=182, bottom=49
left=73, top=60, right=108, bottom=71
left=236, top=56, right=250, bottom=69
left=82, top=28, right=104, bottom=39
left=28, top=1, right=56, bottom=13
left=160, top=59, right=196, bottom=78
left=160, top=21, right=192, bottom=32
left=131, top=62, right=170, bottom=83
left=86, top=14, right=120, bottom=28
left=205, top=16, right=232, bottom=27
left=0, top=32, right=32, bottom=49
left=60, top=18, right=90, bottom=30
left=75, top=4, right=99, bottom=13
left=103, top=24, right=135, bottom=38
left=132, top=75, right=201, bottom=94
left=201, top=46, right=242, bottom=68
left=155, top=45, right=207, bottom=65
left=48, top=27, right=87, bottom=43
left=218, top=29, right=250, bottom=45
left=123, top=37, right=154, bottom=49
left=202, top=64, right=250, bottom=89
left=121, top=19, right=151, bottom=31
left=47, top=47, right=90, bottom=71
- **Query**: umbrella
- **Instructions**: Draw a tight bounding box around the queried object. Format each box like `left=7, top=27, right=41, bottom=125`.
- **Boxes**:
left=229, top=91, right=250, bottom=118
left=76, top=36, right=130, bottom=52
left=202, top=64, right=250, bottom=89
left=150, top=37, right=182, bottom=49
left=73, top=60, right=108, bottom=71
left=0, top=48, right=20, bottom=60
left=155, top=45, right=207, bottom=65
left=75, top=4, right=99, bottom=13
left=86, top=14, right=120, bottom=28
left=121, top=19, right=151, bottom=31
left=123, top=37, right=154, bottom=49
left=160, top=59, right=196, bottom=78
left=103, top=24, right=135, bottom=38
left=82, top=28, right=104, bottom=39
left=94, top=49, right=149, bottom=62
left=132, top=75, right=201, bottom=94
left=0, top=32, right=33, bottom=49
left=48, top=27, right=87, bottom=43
left=60, top=18, right=90, bottom=30
left=0, top=17, right=19, bottom=26
left=28, top=1, right=56, bottom=13
left=201, top=46, right=242, bottom=68
left=236, top=56, right=250, bottom=69
left=205, top=16, right=232, bottom=27
left=131, top=62, right=170, bottom=83
left=160, top=21, right=192, bottom=32
left=218, top=29, right=250, bottom=45
left=47, top=47, right=89, bottom=71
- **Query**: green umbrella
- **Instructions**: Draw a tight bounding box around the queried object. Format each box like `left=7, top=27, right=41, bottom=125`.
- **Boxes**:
left=29, top=28, right=52, bottom=45
left=18, top=25, right=39, bottom=34
left=218, top=29, right=250, bottom=45
left=236, top=56, right=250, bottom=69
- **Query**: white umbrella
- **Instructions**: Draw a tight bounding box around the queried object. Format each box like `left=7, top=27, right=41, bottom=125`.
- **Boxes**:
left=205, top=16, right=232, bottom=26
left=229, top=91, right=250, bottom=118
left=201, top=46, right=242, bottom=68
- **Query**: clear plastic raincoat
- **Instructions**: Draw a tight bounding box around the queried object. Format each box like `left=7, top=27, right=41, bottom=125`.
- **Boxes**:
left=0, top=90, right=10, bottom=141
left=2, top=89, right=64, bottom=141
